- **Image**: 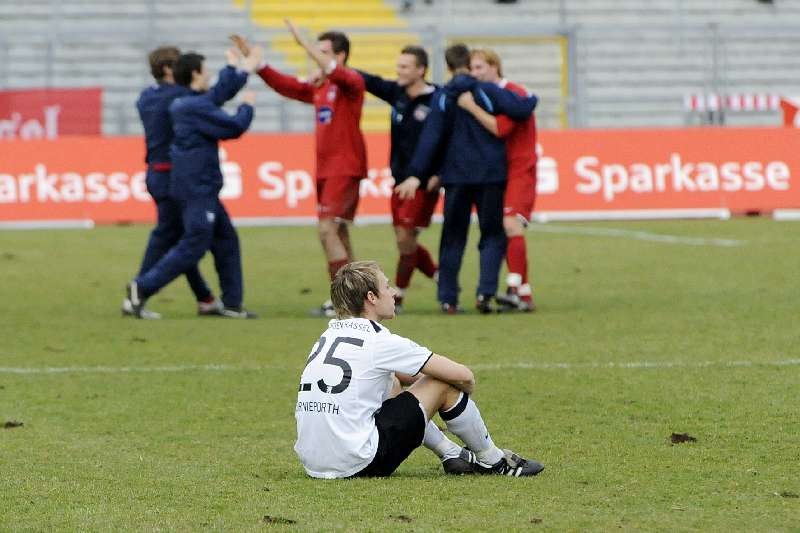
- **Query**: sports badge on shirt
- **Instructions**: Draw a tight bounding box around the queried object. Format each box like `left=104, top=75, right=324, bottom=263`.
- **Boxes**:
left=317, top=106, right=333, bottom=124
left=413, top=104, right=431, bottom=122
left=392, top=109, right=403, bottom=123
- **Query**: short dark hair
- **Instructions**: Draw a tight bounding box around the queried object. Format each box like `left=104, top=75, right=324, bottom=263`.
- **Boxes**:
left=445, top=43, right=470, bottom=72
left=318, top=31, right=350, bottom=63
left=401, top=45, right=428, bottom=73
left=173, top=52, right=205, bottom=87
left=148, top=46, right=180, bottom=81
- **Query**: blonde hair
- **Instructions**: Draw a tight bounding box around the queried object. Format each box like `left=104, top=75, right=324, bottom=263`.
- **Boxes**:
left=330, top=261, right=382, bottom=319
left=470, top=48, right=503, bottom=78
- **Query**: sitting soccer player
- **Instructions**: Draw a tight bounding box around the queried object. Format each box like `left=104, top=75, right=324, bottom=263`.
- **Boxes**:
left=294, top=260, right=544, bottom=478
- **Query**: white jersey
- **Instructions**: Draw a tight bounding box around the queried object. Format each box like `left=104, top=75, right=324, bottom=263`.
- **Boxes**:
left=294, top=318, right=432, bottom=479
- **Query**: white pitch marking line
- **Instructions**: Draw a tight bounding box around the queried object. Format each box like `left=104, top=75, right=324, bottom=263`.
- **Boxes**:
left=2, top=359, right=799, bottom=375
left=471, top=359, right=800, bottom=371
left=528, top=224, right=745, bottom=247
left=0, top=364, right=262, bottom=375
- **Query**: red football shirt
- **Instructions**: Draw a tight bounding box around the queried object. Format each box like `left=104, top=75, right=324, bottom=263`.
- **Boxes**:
left=258, top=63, right=367, bottom=180
left=495, top=79, right=537, bottom=185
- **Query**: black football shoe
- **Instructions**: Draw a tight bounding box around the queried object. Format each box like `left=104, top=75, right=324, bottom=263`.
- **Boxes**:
left=475, top=449, right=544, bottom=477
left=442, top=448, right=478, bottom=475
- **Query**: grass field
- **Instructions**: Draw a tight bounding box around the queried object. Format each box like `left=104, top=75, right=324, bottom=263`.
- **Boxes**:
left=1, top=218, right=799, bottom=531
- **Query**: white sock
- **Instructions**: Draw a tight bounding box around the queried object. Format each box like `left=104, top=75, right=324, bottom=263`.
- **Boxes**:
left=440, top=393, right=503, bottom=465
left=422, top=421, right=462, bottom=461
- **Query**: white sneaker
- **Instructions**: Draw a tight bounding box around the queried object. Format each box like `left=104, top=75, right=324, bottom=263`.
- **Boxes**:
left=121, top=298, right=161, bottom=320
left=197, top=297, right=225, bottom=316
left=310, top=299, right=336, bottom=318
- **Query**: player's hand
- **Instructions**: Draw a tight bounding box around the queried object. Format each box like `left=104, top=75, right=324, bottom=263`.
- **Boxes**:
left=285, top=18, right=306, bottom=48
left=240, top=89, right=257, bottom=106
left=229, top=34, right=251, bottom=57
left=242, top=45, right=264, bottom=73
left=426, top=175, right=441, bottom=193
left=225, top=47, right=240, bottom=67
left=457, top=91, right=476, bottom=110
left=394, top=177, right=421, bottom=200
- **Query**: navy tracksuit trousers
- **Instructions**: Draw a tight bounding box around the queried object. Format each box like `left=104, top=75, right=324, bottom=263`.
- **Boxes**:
left=139, top=170, right=211, bottom=302
left=438, top=182, right=506, bottom=306
left=136, top=194, right=243, bottom=308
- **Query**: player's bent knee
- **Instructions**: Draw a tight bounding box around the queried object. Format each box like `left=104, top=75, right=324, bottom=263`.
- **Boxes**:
left=407, top=375, right=458, bottom=418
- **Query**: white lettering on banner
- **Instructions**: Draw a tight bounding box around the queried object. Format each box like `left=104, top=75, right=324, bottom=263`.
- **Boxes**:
left=257, top=161, right=394, bottom=207
left=0, top=106, right=61, bottom=140
left=536, top=143, right=559, bottom=194
left=0, top=164, right=147, bottom=204
left=257, top=161, right=314, bottom=208
left=575, top=153, right=790, bottom=201
left=218, top=148, right=242, bottom=200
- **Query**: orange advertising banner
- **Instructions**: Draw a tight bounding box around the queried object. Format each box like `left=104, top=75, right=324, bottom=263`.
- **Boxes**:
left=1, top=128, right=799, bottom=226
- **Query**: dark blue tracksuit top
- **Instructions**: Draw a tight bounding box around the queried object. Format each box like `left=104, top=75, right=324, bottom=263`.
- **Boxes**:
left=357, top=70, right=441, bottom=185
left=135, top=66, right=247, bottom=198
left=407, top=73, right=538, bottom=186
left=168, top=93, right=253, bottom=200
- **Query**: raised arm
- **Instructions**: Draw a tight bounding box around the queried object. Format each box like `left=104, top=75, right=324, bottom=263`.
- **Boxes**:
left=420, top=354, right=475, bottom=395
left=284, top=18, right=364, bottom=98
left=256, top=64, right=315, bottom=104
left=357, top=70, right=401, bottom=105
left=208, top=46, right=263, bottom=106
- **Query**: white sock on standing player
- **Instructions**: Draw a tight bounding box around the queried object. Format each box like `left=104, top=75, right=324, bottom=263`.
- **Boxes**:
left=423, top=421, right=462, bottom=461
left=440, top=392, right=504, bottom=465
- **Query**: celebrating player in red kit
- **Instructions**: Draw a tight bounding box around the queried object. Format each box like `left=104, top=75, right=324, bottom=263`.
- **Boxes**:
left=232, top=22, right=367, bottom=317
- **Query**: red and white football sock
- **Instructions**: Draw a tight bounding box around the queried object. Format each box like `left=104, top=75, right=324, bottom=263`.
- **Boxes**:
left=505, top=235, right=527, bottom=293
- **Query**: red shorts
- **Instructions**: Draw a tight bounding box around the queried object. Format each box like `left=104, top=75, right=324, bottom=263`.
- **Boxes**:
left=503, top=170, right=537, bottom=222
left=391, top=188, right=440, bottom=229
left=317, top=176, right=362, bottom=221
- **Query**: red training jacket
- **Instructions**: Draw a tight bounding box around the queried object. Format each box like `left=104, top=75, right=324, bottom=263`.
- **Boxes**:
left=258, top=63, right=367, bottom=180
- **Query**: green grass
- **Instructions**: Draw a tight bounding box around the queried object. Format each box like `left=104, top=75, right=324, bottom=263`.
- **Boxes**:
left=1, top=219, right=799, bottom=531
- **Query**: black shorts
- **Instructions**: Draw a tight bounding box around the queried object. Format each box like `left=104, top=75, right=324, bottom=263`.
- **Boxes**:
left=352, top=391, right=426, bottom=478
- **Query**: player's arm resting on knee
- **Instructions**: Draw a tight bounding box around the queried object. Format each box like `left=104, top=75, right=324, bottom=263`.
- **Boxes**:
left=419, top=354, right=475, bottom=394
left=395, top=372, right=420, bottom=386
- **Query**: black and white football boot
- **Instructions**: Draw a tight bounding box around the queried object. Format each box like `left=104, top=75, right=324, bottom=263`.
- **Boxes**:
left=442, top=447, right=478, bottom=475
left=475, top=449, right=544, bottom=477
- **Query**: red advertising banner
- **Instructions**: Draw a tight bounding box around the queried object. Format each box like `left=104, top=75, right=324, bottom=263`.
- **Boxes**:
left=0, top=88, right=102, bottom=139
left=1, top=128, right=799, bottom=227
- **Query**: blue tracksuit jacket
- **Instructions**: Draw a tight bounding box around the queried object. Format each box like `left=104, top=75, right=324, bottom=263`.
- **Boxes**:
left=357, top=70, right=441, bottom=185
left=136, top=66, right=248, bottom=198
left=168, top=93, right=253, bottom=199
left=407, top=73, right=538, bottom=185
